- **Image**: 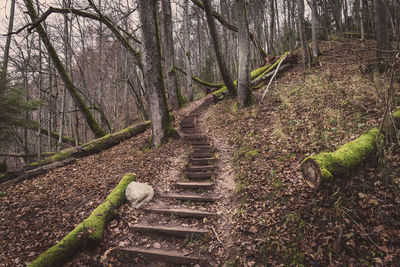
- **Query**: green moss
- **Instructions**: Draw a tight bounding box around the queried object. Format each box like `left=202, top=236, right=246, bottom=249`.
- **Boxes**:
left=393, top=109, right=400, bottom=120
left=29, top=173, right=135, bottom=267
left=0, top=191, right=6, bottom=197
left=302, top=128, right=380, bottom=181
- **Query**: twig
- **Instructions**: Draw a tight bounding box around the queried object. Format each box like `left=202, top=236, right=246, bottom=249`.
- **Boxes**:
left=342, top=209, right=385, bottom=253
left=211, top=225, right=223, bottom=246
left=260, top=53, right=288, bottom=101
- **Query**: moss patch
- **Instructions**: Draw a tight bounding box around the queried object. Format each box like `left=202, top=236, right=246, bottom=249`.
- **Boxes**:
left=28, top=173, right=135, bottom=267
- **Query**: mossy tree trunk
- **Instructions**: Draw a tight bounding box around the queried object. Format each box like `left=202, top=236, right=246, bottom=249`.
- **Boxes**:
left=24, top=0, right=107, bottom=138
left=137, top=0, right=174, bottom=148
left=300, top=128, right=380, bottom=188
left=203, top=0, right=237, bottom=97
left=28, top=173, right=135, bottom=267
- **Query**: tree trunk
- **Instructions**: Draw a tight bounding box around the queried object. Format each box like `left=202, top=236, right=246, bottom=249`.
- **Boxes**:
left=236, top=0, right=252, bottom=107
left=0, top=0, right=16, bottom=94
left=297, top=0, right=312, bottom=69
left=309, top=0, right=319, bottom=58
left=24, top=0, right=107, bottom=138
left=359, top=0, right=365, bottom=40
left=203, top=0, right=236, bottom=97
left=161, top=0, right=183, bottom=109
left=375, top=0, right=391, bottom=65
left=137, top=0, right=174, bottom=148
left=269, top=0, right=275, bottom=54
left=184, top=0, right=194, bottom=101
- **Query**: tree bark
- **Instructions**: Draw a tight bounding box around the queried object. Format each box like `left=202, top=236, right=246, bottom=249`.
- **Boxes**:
left=203, top=0, right=236, bottom=97
left=24, top=0, right=107, bottom=138
left=236, top=0, right=252, bottom=107
left=184, top=0, right=193, bottom=101
left=0, top=0, right=16, bottom=94
left=300, top=128, right=380, bottom=188
left=137, top=0, right=174, bottom=148
left=297, top=0, right=312, bottom=69
left=375, top=0, right=391, bottom=64
left=161, top=0, right=183, bottom=109
left=308, top=0, right=319, bottom=58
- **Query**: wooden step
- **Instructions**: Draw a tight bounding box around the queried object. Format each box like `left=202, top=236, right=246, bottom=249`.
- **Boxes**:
left=191, top=157, right=216, bottom=165
left=131, top=224, right=208, bottom=237
left=186, top=165, right=216, bottom=172
left=191, top=145, right=214, bottom=150
left=191, top=152, right=215, bottom=158
left=175, top=181, right=213, bottom=189
left=189, top=140, right=211, bottom=146
left=162, top=193, right=218, bottom=202
left=147, top=208, right=216, bottom=218
left=185, top=172, right=213, bottom=180
left=117, top=247, right=205, bottom=265
left=183, top=135, right=208, bottom=141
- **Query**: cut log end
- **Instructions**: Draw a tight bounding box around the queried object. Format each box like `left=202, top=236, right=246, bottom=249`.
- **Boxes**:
left=300, top=158, right=322, bottom=189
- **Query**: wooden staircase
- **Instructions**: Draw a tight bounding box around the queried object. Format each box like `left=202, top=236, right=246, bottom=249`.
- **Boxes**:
left=116, top=100, right=218, bottom=266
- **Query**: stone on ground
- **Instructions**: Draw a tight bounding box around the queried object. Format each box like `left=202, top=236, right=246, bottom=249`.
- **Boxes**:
left=125, top=182, right=154, bottom=208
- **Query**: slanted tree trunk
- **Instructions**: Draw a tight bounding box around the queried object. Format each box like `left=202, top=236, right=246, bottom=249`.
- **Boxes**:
left=0, top=0, right=16, bottom=94
left=297, top=0, right=312, bottom=69
left=236, top=0, right=252, bottom=107
left=24, top=0, right=107, bottom=138
left=137, top=0, right=174, bottom=148
left=161, top=0, right=183, bottom=109
left=203, top=0, right=236, bottom=97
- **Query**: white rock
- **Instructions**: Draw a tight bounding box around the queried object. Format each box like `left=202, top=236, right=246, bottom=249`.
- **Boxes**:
left=125, top=182, right=154, bottom=208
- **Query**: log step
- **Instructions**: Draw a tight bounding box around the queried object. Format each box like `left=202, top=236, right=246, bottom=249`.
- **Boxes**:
left=190, top=157, right=216, bottom=165
left=147, top=208, right=216, bottom=218
left=191, top=145, right=214, bottom=150
left=117, top=247, right=205, bottom=265
left=175, top=181, right=213, bottom=189
left=162, top=193, right=218, bottom=202
left=183, top=135, right=208, bottom=141
left=191, top=152, right=215, bottom=158
left=186, top=165, right=216, bottom=172
left=185, top=172, right=213, bottom=180
left=189, top=141, right=211, bottom=146
left=131, top=224, right=208, bottom=237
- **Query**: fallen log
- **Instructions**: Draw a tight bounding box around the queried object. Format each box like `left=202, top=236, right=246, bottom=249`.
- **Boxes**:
left=0, top=122, right=149, bottom=185
left=28, top=121, right=149, bottom=168
left=173, top=66, right=224, bottom=89
left=300, top=128, right=381, bottom=188
left=0, top=158, right=76, bottom=189
left=28, top=173, right=135, bottom=267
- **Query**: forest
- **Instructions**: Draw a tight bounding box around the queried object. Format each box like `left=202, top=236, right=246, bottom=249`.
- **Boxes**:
left=0, top=0, right=399, bottom=266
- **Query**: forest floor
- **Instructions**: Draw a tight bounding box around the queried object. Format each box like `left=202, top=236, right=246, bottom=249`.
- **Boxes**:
left=1, top=36, right=399, bottom=266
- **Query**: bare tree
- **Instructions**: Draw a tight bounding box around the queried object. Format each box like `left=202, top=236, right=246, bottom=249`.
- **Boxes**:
left=297, top=0, right=312, bottom=69
left=0, top=0, right=16, bottom=94
left=161, top=0, right=183, bottom=109
left=137, top=0, right=174, bottom=147
left=203, top=0, right=236, bottom=97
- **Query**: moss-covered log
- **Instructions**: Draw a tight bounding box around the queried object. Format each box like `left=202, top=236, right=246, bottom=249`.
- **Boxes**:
left=300, top=128, right=381, bottom=188
left=174, top=66, right=224, bottom=89
left=28, top=173, right=135, bottom=267
left=29, top=121, right=150, bottom=168
left=0, top=122, right=149, bottom=186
